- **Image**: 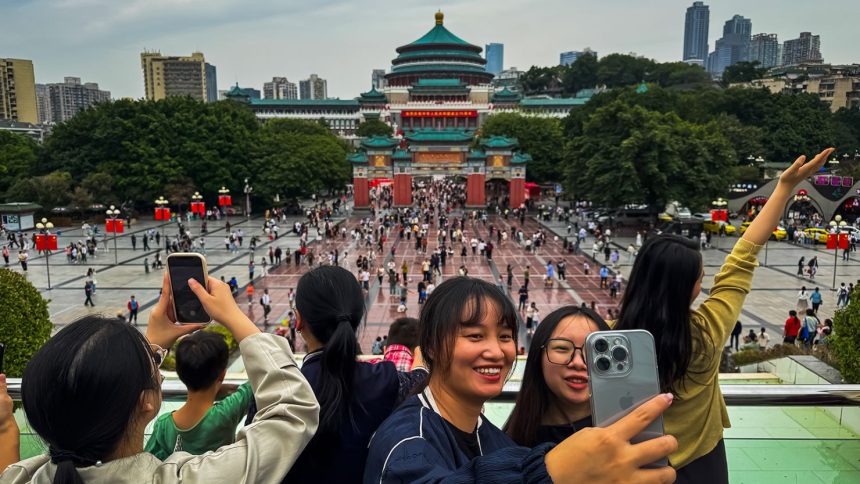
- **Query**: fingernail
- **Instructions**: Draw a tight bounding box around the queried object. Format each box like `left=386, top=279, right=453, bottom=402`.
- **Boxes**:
left=662, top=393, right=674, bottom=404
left=188, top=278, right=196, bottom=286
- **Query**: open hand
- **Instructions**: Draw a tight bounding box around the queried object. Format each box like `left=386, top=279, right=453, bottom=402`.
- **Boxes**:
left=545, top=393, right=678, bottom=484
left=188, top=277, right=260, bottom=343
left=778, top=148, right=835, bottom=188
left=145, top=271, right=205, bottom=349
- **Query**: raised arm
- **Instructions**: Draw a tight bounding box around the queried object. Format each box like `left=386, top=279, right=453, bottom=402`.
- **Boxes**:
left=742, top=148, right=834, bottom=245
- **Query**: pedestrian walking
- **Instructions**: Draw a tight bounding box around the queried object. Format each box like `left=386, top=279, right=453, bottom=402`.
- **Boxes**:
left=810, top=287, right=823, bottom=313
left=84, top=280, right=95, bottom=307
left=796, top=286, right=809, bottom=312
left=127, top=295, right=139, bottom=325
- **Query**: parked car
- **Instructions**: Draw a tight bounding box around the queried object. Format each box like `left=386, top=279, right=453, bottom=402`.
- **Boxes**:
left=802, top=227, right=829, bottom=244
left=695, top=213, right=738, bottom=236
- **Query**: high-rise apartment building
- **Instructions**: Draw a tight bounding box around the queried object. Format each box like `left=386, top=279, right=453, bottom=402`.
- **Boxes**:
left=140, top=51, right=207, bottom=101
left=40, top=77, right=111, bottom=123
left=485, top=43, right=504, bottom=76
left=749, top=34, right=780, bottom=69
left=0, top=58, right=38, bottom=124
left=707, top=15, right=752, bottom=75
left=35, top=84, right=51, bottom=124
left=371, top=69, right=386, bottom=89
left=204, top=63, right=218, bottom=103
left=559, top=48, right=597, bottom=66
left=683, top=2, right=710, bottom=65
left=263, top=77, right=298, bottom=100
left=299, top=74, right=327, bottom=100
left=782, top=32, right=823, bottom=66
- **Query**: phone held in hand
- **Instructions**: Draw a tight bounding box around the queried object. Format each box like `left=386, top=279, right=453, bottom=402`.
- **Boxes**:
left=166, top=253, right=212, bottom=324
left=0, top=342, right=5, bottom=374
left=586, top=329, right=668, bottom=468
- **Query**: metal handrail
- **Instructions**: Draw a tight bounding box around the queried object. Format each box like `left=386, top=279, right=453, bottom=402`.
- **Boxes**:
left=5, top=379, right=860, bottom=407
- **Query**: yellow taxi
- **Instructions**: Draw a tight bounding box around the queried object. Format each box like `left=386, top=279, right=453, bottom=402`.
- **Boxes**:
left=703, top=219, right=737, bottom=236
left=803, top=227, right=829, bottom=244
left=739, top=222, right=788, bottom=241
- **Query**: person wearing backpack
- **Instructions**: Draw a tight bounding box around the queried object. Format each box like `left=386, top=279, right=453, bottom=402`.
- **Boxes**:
left=783, top=310, right=801, bottom=344
left=836, top=283, right=849, bottom=308
left=800, top=309, right=819, bottom=349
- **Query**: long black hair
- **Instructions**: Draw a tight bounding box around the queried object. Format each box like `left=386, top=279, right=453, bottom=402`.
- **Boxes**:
left=419, top=277, right=518, bottom=384
left=295, top=266, right=365, bottom=445
left=504, top=306, right=608, bottom=447
left=21, top=316, right=160, bottom=484
left=614, top=234, right=703, bottom=395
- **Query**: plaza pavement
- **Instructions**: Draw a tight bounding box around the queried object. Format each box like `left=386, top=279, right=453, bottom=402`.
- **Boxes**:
left=8, top=206, right=856, bottom=353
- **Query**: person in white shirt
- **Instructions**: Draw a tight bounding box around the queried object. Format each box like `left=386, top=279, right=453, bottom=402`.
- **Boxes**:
left=757, top=328, right=770, bottom=349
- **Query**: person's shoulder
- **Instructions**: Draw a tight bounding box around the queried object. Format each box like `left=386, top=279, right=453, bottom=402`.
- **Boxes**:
left=2, top=455, right=51, bottom=483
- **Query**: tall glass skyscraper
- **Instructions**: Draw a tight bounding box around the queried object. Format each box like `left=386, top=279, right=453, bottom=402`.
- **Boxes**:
left=485, top=43, right=504, bottom=76
left=683, top=2, right=710, bottom=65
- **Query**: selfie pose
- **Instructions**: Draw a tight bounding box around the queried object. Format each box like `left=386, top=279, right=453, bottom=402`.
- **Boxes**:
left=1, top=272, right=319, bottom=483
left=613, top=148, right=835, bottom=483
left=505, top=306, right=610, bottom=447
left=364, top=277, right=678, bottom=484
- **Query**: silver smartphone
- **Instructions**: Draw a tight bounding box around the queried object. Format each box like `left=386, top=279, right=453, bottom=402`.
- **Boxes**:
left=586, top=329, right=667, bottom=468
left=166, top=253, right=212, bottom=324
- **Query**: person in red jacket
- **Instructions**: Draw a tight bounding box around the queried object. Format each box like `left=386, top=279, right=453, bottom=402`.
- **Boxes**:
left=127, top=295, right=140, bottom=325
left=783, top=310, right=801, bottom=344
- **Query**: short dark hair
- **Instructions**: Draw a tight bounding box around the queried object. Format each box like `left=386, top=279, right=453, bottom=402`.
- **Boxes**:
left=388, top=317, right=419, bottom=350
left=175, top=332, right=229, bottom=391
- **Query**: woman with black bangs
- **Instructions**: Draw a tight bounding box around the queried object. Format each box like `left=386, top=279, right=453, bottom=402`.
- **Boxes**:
left=612, top=148, right=835, bottom=483
left=364, top=277, right=679, bottom=484
left=505, top=306, right=610, bottom=447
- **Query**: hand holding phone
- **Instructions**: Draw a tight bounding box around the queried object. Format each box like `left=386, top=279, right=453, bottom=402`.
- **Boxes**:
left=587, top=330, right=668, bottom=468
left=167, top=253, right=212, bottom=324
left=0, top=343, right=5, bottom=375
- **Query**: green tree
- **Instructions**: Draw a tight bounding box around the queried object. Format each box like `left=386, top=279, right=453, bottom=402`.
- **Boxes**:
left=70, top=186, right=95, bottom=219
left=0, top=269, right=52, bottom=377
left=721, top=61, right=768, bottom=86
left=5, top=171, right=73, bottom=208
left=597, top=54, right=655, bottom=88
left=80, top=172, right=118, bottom=206
left=480, top=113, right=565, bottom=184
left=356, top=119, right=393, bottom=138
left=645, top=62, right=712, bottom=87
left=831, top=287, right=860, bottom=383
left=519, top=66, right=563, bottom=95
left=561, top=53, right=599, bottom=95
left=0, top=131, right=40, bottom=197
left=564, top=101, right=734, bottom=212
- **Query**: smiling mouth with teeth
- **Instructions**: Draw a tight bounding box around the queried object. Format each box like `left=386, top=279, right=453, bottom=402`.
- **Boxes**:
left=475, top=367, right=501, bottom=375
left=566, top=376, right=588, bottom=383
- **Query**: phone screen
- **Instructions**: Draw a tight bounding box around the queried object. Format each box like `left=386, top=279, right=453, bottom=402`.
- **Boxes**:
left=168, top=255, right=211, bottom=323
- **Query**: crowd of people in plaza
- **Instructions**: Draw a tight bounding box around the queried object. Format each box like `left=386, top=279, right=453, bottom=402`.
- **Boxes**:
left=0, top=147, right=849, bottom=484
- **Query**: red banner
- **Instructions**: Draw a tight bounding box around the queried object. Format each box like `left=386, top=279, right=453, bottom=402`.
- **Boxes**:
left=710, top=209, right=728, bottom=222
left=218, top=195, right=232, bottom=206
left=826, top=233, right=849, bottom=250
left=191, top=202, right=205, bottom=214
left=114, top=219, right=124, bottom=233
left=35, top=234, right=47, bottom=251
left=155, top=207, right=171, bottom=221
left=401, top=110, right=478, bottom=118
left=105, top=219, right=114, bottom=232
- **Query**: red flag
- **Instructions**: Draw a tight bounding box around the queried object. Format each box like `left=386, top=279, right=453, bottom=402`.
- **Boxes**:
left=47, top=234, right=58, bottom=251
left=35, top=234, right=46, bottom=251
left=827, top=234, right=837, bottom=249
left=114, top=220, right=124, bottom=233
left=105, top=219, right=115, bottom=233
left=839, top=233, right=849, bottom=250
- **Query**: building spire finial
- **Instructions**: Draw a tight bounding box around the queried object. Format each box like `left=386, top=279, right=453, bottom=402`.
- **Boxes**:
left=435, top=10, right=444, bottom=25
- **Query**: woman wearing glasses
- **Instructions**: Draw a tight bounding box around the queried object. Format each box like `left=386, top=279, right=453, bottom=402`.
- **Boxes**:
left=1, top=273, right=319, bottom=484
left=505, top=306, right=610, bottom=447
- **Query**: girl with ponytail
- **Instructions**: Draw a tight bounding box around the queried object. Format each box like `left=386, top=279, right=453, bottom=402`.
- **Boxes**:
left=285, top=266, right=427, bottom=483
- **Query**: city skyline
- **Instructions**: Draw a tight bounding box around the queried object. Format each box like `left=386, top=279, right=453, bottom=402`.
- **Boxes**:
left=2, top=0, right=859, bottom=100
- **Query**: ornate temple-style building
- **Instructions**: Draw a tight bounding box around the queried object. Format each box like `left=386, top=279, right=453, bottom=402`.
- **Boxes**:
left=228, top=11, right=587, bottom=208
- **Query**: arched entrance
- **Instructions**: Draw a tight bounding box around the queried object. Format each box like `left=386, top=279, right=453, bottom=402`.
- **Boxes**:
left=834, top=197, right=860, bottom=225
left=485, top=178, right=510, bottom=209
left=784, top=190, right=824, bottom=227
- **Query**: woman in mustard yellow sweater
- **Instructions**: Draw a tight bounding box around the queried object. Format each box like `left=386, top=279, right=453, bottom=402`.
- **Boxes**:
left=614, top=147, right=835, bottom=483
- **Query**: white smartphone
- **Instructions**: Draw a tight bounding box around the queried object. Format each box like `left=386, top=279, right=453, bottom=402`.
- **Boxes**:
left=586, top=329, right=668, bottom=468
left=166, top=253, right=211, bottom=324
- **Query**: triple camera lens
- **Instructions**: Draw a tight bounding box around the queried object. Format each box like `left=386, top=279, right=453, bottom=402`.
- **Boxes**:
left=593, top=337, right=628, bottom=372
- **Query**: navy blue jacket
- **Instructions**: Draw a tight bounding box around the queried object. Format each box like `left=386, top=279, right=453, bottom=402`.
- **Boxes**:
left=280, top=351, right=427, bottom=483
left=364, top=389, right=555, bottom=483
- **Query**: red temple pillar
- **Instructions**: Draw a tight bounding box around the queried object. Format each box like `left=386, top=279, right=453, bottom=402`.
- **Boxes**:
left=466, top=173, right=486, bottom=207
left=354, top=177, right=370, bottom=209
left=510, top=178, right=526, bottom=209
left=394, top=174, right=412, bottom=207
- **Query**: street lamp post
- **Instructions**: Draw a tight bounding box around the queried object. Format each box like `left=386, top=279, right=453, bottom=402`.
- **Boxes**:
left=244, top=178, right=253, bottom=218
left=830, top=215, right=848, bottom=290
left=218, top=186, right=231, bottom=220
left=35, top=217, right=55, bottom=290
left=711, top=198, right=728, bottom=251
left=191, top=191, right=203, bottom=221
left=106, top=205, right=121, bottom=265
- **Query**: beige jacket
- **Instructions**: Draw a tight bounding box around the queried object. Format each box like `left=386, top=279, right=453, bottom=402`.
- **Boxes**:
left=1, top=333, right=319, bottom=483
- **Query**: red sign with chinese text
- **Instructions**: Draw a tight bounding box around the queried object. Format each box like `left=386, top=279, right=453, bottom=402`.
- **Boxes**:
left=401, top=110, right=478, bottom=118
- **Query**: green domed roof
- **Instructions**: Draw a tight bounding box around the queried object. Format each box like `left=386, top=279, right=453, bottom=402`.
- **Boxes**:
left=403, top=12, right=475, bottom=49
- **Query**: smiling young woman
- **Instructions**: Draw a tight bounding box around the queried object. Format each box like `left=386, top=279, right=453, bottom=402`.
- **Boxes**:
left=363, top=277, right=679, bottom=484
left=505, top=306, right=610, bottom=447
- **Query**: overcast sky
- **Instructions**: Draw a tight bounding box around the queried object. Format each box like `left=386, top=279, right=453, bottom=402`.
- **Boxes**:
left=2, top=0, right=857, bottom=99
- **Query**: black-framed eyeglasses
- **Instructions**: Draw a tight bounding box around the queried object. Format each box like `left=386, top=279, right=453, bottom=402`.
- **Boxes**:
left=542, top=338, right=586, bottom=366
